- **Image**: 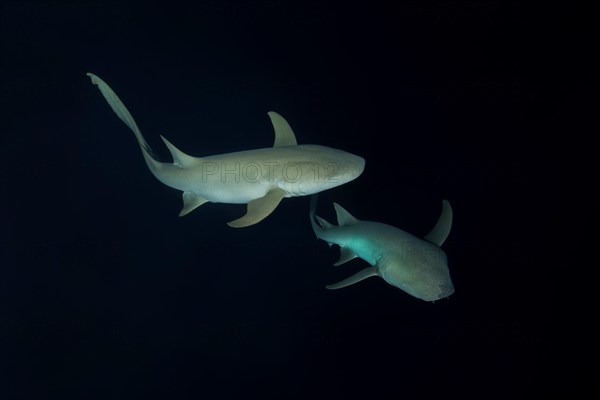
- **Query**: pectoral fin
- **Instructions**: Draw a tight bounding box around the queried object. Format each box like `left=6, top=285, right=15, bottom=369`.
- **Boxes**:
left=326, top=267, right=378, bottom=290
left=227, top=188, right=286, bottom=228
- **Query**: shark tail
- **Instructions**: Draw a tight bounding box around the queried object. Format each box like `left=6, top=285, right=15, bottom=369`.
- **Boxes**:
left=309, top=195, right=320, bottom=234
left=309, top=195, right=337, bottom=243
left=310, top=195, right=330, bottom=236
left=87, top=73, right=163, bottom=173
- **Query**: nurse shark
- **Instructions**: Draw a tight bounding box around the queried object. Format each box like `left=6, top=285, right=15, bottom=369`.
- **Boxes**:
left=87, top=73, right=365, bottom=227
left=310, top=196, right=454, bottom=301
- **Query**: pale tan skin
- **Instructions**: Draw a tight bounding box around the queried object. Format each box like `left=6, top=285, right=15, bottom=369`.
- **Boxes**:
left=88, top=73, right=365, bottom=227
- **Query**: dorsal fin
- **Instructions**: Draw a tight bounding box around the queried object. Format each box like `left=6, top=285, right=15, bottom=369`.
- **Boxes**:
left=424, top=200, right=453, bottom=246
left=333, top=203, right=359, bottom=226
left=160, top=135, right=198, bottom=167
left=268, top=111, right=297, bottom=147
left=316, top=215, right=334, bottom=230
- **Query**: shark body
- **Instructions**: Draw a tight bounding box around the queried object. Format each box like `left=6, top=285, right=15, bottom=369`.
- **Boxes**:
left=87, top=73, right=365, bottom=227
left=310, top=197, right=454, bottom=301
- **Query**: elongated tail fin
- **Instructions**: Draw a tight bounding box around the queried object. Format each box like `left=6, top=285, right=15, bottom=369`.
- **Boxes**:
left=309, top=195, right=319, bottom=233
left=87, top=73, right=161, bottom=172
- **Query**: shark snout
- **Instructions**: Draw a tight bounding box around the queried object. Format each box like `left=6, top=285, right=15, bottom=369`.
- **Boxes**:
left=435, top=282, right=455, bottom=300
left=354, top=155, right=366, bottom=176
left=344, top=153, right=365, bottom=180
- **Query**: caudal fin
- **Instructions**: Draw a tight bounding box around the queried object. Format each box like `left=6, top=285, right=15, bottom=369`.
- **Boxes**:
left=309, top=195, right=323, bottom=235
left=87, top=72, right=161, bottom=171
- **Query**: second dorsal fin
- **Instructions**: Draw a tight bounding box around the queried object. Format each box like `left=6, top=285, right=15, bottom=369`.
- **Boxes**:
left=160, top=135, right=199, bottom=167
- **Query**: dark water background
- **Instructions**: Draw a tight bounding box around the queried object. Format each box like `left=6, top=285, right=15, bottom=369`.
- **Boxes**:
left=0, top=1, right=581, bottom=398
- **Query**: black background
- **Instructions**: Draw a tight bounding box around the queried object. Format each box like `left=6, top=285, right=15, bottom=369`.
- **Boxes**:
left=0, top=1, right=582, bottom=398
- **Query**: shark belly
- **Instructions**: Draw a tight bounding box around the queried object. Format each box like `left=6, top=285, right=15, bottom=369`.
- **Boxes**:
left=173, top=145, right=365, bottom=203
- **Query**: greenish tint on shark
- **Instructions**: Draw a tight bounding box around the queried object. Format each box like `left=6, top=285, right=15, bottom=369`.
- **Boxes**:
left=87, top=73, right=365, bottom=227
left=310, top=196, right=454, bottom=301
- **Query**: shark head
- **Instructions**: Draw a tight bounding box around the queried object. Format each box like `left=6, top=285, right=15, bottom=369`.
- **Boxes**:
left=277, top=145, right=365, bottom=195
left=377, top=243, right=454, bottom=301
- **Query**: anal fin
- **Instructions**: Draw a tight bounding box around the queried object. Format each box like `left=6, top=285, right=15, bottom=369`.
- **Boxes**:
left=326, top=267, right=378, bottom=290
left=179, top=192, right=209, bottom=216
left=227, top=188, right=286, bottom=228
left=333, top=246, right=357, bottom=266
